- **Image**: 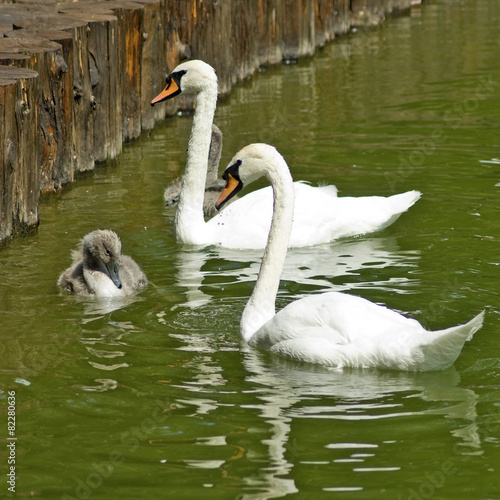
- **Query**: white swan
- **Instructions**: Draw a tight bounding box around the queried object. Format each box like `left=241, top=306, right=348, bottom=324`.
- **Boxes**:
left=58, top=230, right=147, bottom=298
left=215, top=144, right=484, bottom=371
left=164, top=124, right=233, bottom=217
left=151, top=60, right=421, bottom=250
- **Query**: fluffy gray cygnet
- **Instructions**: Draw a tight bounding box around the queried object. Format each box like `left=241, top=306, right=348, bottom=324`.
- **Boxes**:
left=58, top=230, right=147, bottom=297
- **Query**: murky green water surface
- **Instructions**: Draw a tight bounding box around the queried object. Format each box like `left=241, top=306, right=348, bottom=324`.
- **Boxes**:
left=2, top=1, right=500, bottom=498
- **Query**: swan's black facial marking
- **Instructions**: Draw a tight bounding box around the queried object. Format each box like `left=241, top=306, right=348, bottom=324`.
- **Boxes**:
left=215, top=160, right=244, bottom=211
left=223, top=160, right=242, bottom=185
left=170, top=70, right=186, bottom=91
left=151, top=70, right=186, bottom=106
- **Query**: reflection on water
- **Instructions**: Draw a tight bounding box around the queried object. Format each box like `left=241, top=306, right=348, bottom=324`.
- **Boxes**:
left=78, top=295, right=147, bottom=317
left=1, top=0, right=499, bottom=498
left=175, top=236, right=420, bottom=308
left=479, top=158, right=500, bottom=165
left=163, top=325, right=481, bottom=497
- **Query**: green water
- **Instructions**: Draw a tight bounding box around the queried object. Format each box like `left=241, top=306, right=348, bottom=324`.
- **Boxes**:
left=1, top=1, right=500, bottom=498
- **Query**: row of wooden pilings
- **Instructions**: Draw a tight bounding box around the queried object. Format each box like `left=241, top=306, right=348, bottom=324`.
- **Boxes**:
left=0, top=0, right=421, bottom=244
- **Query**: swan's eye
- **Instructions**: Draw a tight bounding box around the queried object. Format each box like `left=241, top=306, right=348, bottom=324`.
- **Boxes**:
left=216, top=161, right=243, bottom=211
left=169, top=70, right=186, bottom=87
left=225, top=160, right=241, bottom=179
left=152, top=70, right=187, bottom=107
left=223, top=161, right=240, bottom=188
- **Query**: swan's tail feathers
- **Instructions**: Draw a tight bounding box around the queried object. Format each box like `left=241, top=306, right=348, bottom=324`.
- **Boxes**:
left=374, top=190, right=421, bottom=232
left=388, top=190, right=422, bottom=212
left=464, top=310, right=485, bottom=341
left=420, top=310, right=485, bottom=371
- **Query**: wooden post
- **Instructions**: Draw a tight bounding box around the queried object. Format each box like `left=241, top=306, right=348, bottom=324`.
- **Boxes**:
left=0, top=66, right=39, bottom=240
left=55, top=8, right=122, bottom=163
left=5, top=28, right=76, bottom=190
left=14, top=15, right=95, bottom=174
left=135, top=0, right=167, bottom=131
left=0, top=36, right=65, bottom=198
left=103, top=1, right=146, bottom=142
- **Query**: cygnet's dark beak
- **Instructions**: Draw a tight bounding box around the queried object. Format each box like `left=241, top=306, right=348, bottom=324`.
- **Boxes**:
left=106, top=260, right=122, bottom=289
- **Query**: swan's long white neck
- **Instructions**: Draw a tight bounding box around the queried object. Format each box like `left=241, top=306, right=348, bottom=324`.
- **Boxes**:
left=241, top=157, right=295, bottom=342
left=175, top=83, right=217, bottom=244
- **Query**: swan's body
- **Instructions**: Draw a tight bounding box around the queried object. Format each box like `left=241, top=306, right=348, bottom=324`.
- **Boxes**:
left=151, top=60, right=421, bottom=250
left=164, top=124, right=232, bottom=217
left=217, top=144, right=484, bottom=371
left=58, top=230, right=147, bottom=298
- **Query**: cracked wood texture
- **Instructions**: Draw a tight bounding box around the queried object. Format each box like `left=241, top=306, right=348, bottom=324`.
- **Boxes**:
left=0, top=0, right=419, bottom=243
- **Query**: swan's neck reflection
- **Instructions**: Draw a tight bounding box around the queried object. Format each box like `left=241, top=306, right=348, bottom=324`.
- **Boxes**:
left=175, top=237, right=420, bottom=308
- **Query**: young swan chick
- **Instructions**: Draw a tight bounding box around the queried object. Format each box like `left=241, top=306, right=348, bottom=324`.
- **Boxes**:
left=58, top=230, right=147, bottom=298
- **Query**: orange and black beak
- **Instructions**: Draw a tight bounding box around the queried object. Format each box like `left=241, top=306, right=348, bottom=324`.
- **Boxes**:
left=215, top=160, right=243, bottom=211
left=151, top=71, right=185, bottom=106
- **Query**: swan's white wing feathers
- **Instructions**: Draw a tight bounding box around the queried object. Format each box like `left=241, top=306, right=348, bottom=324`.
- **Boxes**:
left=290, top=189, right=421, bottom=247
left=207, top=184, right=420, bottom=249
left=251, top=292, right=424, bottom=368
left=250, top=292, right=483, bottom=371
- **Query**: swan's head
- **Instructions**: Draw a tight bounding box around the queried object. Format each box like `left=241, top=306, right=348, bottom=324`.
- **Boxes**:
left=215, top=144, right=286, bottom=211
left=82, top=230, right=123, bottom=289
left=151, top=60, right=217, bottom=105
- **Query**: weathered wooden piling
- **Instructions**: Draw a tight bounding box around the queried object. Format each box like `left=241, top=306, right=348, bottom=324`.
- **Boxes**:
left=0, top=0, right=421, bottom=244
left=0, top=65, right=39, bottom=239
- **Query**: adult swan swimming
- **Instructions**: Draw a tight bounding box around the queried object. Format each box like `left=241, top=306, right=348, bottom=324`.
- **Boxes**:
left=215, top=144, right=484, bottom=371
left=151, top=60, right=421, bottom=250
